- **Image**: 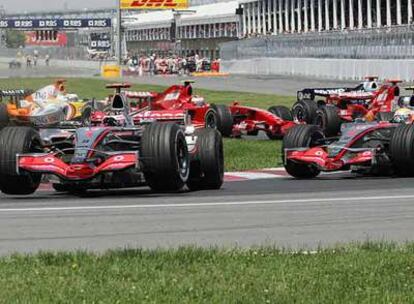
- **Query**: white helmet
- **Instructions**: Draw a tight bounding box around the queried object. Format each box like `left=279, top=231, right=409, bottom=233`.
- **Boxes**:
left=393, top=108, right=413, bottom=124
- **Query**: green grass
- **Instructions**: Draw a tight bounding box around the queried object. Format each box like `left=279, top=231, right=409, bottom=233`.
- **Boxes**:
left=224, top=139, right=282, bottom=171
left=0, top=243, right=413, bottom=303
left=0, top=77, right=295, bottom=109
left=1, top=77, right=294, bottom=171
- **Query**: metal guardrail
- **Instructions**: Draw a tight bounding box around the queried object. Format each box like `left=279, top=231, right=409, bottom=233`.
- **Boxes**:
left=221, top=26, right=414, bottom=60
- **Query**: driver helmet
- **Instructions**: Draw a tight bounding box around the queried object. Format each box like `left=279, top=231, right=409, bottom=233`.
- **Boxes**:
left=398, top=96, right=414, bottom=109
left=362, top=79, right=379, bottom=92
left=192, top=96, right=205, bottom=106
left=393, top=108, right=413, bottom=124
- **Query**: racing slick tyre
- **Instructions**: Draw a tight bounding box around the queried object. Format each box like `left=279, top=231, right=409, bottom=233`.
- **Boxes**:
left=187, top=128, right=224, bottom=191
left=282, top=125, right=324, bottom=179
left=314, top=105, right=342, bottom=137
left=0, top=103, right=9, bottom=130
left=316, top=100, right=326, bottom=108
left=0, top=127, right=42, bottom=195
left=376, top=111, right=394, bottom=122
left=266, top=106, right=294, bottom=140
left=291, top=99, right=318, bottom=124
left=390, top=124, right=414, bottom=176
left=141, top=122, right=190, bottom=192
left=205, top=104, right=233, bottom=137
left=268, top=106, right=293, bottom=121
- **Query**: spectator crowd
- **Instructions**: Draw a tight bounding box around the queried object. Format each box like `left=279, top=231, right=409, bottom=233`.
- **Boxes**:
left=123, top=53, right=221, bottom=76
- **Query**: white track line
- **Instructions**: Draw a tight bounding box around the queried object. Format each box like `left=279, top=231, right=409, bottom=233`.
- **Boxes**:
left=0, top=194, right=413, bottom=213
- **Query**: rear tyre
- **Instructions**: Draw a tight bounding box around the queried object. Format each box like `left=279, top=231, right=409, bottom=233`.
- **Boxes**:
left=314, top=106, right=342, bottom=137
left=0, top=127, right=42, bottom=195
left=0, top=103, right=9, bottom=130
left=187, top=128, right=224, bottom=191
left=291, top=99, right=318, bottom=123
left=141, top=123, right=190, bottom=192
left=390, top=124, right=414, bottom=176
left=282, top=125, right=324, bottom=179
left=205, top=104, right=233, bottom=137
left=376, top=111, right=394, bottom=122
left=268, top=105, right=293, bottom=121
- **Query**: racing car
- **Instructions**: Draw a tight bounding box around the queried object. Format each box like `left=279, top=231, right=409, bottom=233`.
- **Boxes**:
left=283, top=108, right=414, bottom=179
left=0, top=80, right=88, bottom=130
left=89, top=81, right=296, bottom=140
left=293, top=79, right=402, bottom=137
left=0, top=84, right=224, bottom=195
left=292, top=76, right=380, bottom=125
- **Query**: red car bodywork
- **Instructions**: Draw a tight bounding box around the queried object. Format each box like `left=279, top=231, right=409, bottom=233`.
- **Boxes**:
left=18, top=150, right=138, bottom=181
left=91, top=83, right=296, bottom=138
left=325, top=80, right=401, bottom=122
left=285, top=122, right=395, bottom=172
left=229, top=102, right=295, bottom=137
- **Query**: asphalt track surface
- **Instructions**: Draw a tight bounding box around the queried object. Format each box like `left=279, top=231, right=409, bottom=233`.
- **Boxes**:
left=1, top=174, right=414, bottom=255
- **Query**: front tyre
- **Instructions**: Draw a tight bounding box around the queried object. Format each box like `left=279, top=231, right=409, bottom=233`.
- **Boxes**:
left=282, top=125, right=324, bottom=179
left=266, top=106, right=293, bottom=140
left=0, top=127, right=42, bottom=195
left=314, top=105, right=342, bottom=137
left=187, top=128, right=224, bottom=190
left=205, top=104, right=233, bottom=137
left=291, top=99, right=318, bottom=124
left=268, top=105, right=293, bottom=121
left=141, top=123, right=190, bottom=192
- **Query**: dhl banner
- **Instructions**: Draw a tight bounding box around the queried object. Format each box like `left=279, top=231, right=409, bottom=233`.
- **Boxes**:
left=120, top=0, right=188, bottom=10
left=101, top=65, right=121, bottom=78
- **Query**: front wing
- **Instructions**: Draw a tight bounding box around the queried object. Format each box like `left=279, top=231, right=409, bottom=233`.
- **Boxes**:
left=17, top=152, right=139, bottom=181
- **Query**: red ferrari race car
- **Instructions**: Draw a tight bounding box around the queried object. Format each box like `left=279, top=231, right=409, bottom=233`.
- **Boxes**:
left=283, top=109, right=414, bottom=179
left=293, top=79, right=402, bottom=136
left=292, top=76, right=380, bottom=125
left=0, top=86, right=224, bottom=196
left=90, top=81, right=296, bottom=140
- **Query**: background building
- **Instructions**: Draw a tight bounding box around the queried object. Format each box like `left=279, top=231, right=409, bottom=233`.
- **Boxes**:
left=124, top=1, right=240, bottom=58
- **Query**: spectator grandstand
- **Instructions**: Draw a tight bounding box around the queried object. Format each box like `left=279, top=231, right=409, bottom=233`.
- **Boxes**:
left=221, top=0, right=414, bottom=80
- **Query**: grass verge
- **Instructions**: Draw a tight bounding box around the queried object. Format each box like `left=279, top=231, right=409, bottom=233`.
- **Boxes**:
left=0, top=243, right=413, bottom=303
left=1, top=77, right=291, bottom=171
left=0, top=77, right=295, bottom=109
left=224, top=138, right=281, bottom=171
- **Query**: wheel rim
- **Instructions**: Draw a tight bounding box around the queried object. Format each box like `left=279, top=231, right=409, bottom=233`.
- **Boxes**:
left=205, top=111, right=217, bottom=129
left=176, top=134, right=189, bottom=179
left=294, top=106, right=306, bottom=122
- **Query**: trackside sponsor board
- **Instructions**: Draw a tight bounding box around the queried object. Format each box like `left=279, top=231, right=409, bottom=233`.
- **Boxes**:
left=0, top=19, right=111, bottom=29
left=120, top=0, right=188, bottom=9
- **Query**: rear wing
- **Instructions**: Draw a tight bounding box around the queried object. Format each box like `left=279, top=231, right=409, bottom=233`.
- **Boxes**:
left=125, top=91, right=158, bottom=99
left=297, top=87, right=359, bottom=101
